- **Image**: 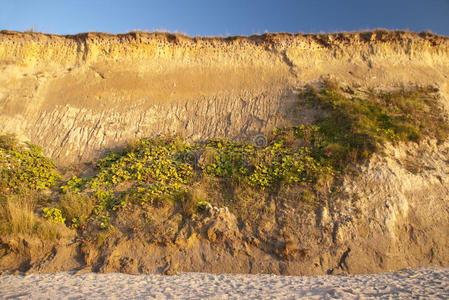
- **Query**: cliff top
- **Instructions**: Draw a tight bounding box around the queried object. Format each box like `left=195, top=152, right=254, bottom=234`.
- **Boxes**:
left=1, top=29, right=448, bottom=46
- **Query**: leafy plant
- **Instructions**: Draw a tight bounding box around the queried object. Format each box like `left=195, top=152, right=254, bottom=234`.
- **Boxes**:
left=56, top=135, right=195, bottom=230
left=203, top=138, right=254, bottom=180
left=60, top=176, right=89, bottom=194
left=202, top=135, right=334, bottom=191
left=43, top=207, right=66, bottom=224
left=0, top=136, right=60, bottom=192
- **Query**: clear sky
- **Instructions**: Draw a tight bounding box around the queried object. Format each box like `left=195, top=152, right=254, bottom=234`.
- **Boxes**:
left=1, top=0, right=448, bottom=37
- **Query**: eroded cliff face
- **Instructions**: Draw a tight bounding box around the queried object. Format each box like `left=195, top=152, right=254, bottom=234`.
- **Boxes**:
left=1, top=30, right=449, bottom=275
left=1, top=30, right=448, bottom=165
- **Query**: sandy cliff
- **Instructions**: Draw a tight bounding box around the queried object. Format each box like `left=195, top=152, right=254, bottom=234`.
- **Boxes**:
left=1, top=30, right=448, bottom=164
left=1, top=30, right=449, bottom=275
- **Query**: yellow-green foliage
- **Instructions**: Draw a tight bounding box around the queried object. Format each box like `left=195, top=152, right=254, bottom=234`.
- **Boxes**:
left=43, top=207, right=66, bottom=224
left=0, top=135, right=60, bottom=192
left=204, top=138, right=255, bottom=179
left=302, top=85, right=449, bottom=162
left=0, top=136, right=68, bottom=239
left=203, top=137, right=334, bottom=190
left=60, top=176, right=89, bottom=194
left=60, top=135, right=195, bottom=225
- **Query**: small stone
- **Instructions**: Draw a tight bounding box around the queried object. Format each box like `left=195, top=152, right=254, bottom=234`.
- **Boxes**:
left=73, top=266, right=92, bottom=275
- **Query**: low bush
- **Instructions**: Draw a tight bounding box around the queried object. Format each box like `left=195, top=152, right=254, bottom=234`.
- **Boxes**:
left=301, top=85, right=449, bottom=164
left=0, top=135, right=60, bottom=192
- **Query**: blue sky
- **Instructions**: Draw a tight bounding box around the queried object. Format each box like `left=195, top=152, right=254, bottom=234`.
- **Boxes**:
left=1, top=0, right=448, bottom=37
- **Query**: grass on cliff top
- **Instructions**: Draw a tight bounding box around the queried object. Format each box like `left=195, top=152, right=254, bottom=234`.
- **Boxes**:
left=0, top=83, right=447, bottom=239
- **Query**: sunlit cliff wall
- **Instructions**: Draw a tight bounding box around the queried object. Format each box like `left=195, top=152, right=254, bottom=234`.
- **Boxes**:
left=1, top=30, right=448, bottom=165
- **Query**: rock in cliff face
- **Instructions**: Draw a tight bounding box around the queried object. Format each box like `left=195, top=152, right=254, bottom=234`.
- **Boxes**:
left=1, top=30, right=448, bottom=165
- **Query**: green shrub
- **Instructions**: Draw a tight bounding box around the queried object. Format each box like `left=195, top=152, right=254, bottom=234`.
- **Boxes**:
left=302, top=85, right=449, bottom=164
left=203, top=138, right=254, bottom=180
left=57, top=135, right=195, bottom=229
left=0, top=136, right=60, bottom=192
left=60, top=176, right=89, bottom=194
left=202, top=135, right=334, bottom=191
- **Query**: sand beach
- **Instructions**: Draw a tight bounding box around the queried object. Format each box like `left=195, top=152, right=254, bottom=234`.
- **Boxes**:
left=1, top=267, right=448, bottom=299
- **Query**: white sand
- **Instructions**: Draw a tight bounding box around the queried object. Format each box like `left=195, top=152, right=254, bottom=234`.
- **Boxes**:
left=1, top=267, right=448, bottom=299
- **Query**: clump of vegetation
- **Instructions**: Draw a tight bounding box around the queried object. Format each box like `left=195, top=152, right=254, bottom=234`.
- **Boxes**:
left=300, top=84, right=448, bottom=164
left=61, top=136, right=194, bottom=210
left=0, top=134, right=60, bottom=193
left=203, top=136, right=334, bottom=191
left=0, top=135, right=68, bottom=240
left=57, top=136, right=196, bottom=230
left=43, top=207, right=66, bottom=224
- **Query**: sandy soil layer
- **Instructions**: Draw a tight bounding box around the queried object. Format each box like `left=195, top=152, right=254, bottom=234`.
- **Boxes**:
left=0, top=267, right=448, bottom=299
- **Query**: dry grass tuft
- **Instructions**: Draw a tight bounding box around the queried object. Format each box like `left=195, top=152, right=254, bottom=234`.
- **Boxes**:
left=0, top=190, right=72, bottom=240
left=58, top=192, right=95, bottom=228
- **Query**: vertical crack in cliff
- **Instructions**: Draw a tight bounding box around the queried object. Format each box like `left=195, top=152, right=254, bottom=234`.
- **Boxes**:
left=74, top=36, right=89, bottom=63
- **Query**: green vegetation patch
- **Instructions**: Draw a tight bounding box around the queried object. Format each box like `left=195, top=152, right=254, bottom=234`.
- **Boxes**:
left=0, top=135, right=67, bottom=239
left=0, top=134, right=60, bottom=193
left=301, top=85, right=449, bottom=163
left=204, top=136, right=334, bottom=190
left=62, top=136, right=194, bottom=206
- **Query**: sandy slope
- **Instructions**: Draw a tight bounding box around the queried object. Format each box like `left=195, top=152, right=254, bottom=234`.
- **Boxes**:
left=1, top=267, right=448, bottom=299
left=1, top=30, right=448, bottom=165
